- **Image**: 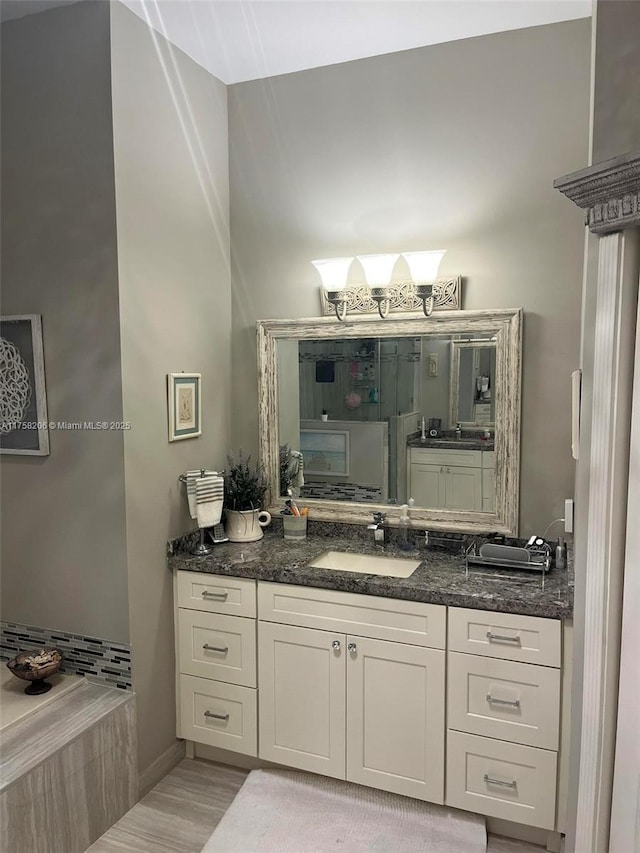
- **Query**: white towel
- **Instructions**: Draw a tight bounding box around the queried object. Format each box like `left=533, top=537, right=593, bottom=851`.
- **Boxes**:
left=186, top=469, right=216, bottom=519
left=196, top=474, right=224, bottom=529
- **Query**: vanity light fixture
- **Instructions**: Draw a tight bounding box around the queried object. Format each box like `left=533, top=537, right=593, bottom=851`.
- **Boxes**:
left=313, top=249, right=449, bottom=320
left=356, top=253, right=399, bottom=318
left=311, top=257, right=354, bottom=320
left=402, top=250, right=447, bottom=316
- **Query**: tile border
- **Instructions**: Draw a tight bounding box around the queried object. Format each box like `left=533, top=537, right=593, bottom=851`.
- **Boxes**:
left=0, top=620, right=132, bottom=690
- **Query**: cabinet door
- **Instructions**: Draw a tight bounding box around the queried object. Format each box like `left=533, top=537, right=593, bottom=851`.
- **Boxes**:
left=409, top=463, right=443, bottom=507
left=258, top=622, right=346, bottom=779
left=346, top=636, right=445, bottom=803
left=444, top=465, right=482, bottom=511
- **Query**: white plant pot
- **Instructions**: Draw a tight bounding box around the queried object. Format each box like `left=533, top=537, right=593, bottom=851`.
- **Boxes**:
left=224, top=509, right=272, bottom=543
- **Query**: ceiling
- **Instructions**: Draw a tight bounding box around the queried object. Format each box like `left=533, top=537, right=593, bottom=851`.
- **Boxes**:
left=1, top=0, right=592, bottom=84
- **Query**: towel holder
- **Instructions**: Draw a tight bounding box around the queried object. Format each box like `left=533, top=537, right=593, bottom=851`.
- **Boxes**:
left=178, top=469, right=225, bottom=556
left=178, top=468, right=224, bottom=484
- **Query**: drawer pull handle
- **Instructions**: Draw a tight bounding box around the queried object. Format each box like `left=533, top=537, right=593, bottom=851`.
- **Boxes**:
left=332, top=640, right=341, bottom=650
left=202, top=644, right=229, bottom=654
left=204, top=710, right=230, bottom=721
left=202, top=590, right=228, bottom=600
left=486, top=693, right=521, bottom=708
left=486, top=631, right=521, bottom=646
left=348, top=643, right=357, bottom=653
left=484, top=774, right=517, bottom=789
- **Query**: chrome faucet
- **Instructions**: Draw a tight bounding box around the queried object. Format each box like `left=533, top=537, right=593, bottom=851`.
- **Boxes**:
left=368, top=512, right=388, bottom=545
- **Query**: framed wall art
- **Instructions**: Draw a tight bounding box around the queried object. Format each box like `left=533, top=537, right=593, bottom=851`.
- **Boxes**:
left=167, top=373, right=201, bottom=441
left=0, top=314, right=49, bottom=455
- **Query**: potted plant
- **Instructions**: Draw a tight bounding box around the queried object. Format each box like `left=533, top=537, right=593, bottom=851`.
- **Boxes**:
left=223, top=452, right=271, bottom=542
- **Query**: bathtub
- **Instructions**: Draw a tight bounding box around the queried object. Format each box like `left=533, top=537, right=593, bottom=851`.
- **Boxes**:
left=0, top=666, right=137, bottom=853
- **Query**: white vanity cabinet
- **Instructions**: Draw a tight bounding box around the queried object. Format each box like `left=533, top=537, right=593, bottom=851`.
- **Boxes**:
left=175, top=572, right=258, bottom=756
left=174, top=571, right=568, bottom=837
left=407, top=447, right=494, bottom=511
left=445, top=608, right=563, bottom=830
left=257, top=582, right=446, bottom=802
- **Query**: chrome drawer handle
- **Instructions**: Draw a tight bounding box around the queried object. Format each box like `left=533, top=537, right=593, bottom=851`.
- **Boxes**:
left=484, top=774, right=517, bottom=789
left=486, top=693, right=521, bottom=708
left=204, top=710, right=229, bottom=721
left=332, top=640, right=341, bottom=650
left=202, top=644, right=229, bottom=654
left=202, top=590, right=228, bottom=600
left=348, top=643, right=357, bottom=653
left=486, top=631, right=521, bottom=646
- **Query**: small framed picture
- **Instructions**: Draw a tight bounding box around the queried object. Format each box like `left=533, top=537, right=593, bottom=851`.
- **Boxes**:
left=167, top=373, right=201, bottom=442
left=1, top=314, right=49, bottom=455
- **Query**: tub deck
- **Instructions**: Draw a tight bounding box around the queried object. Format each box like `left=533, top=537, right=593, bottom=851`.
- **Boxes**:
left=0, top=667, right=83, bottom=735
left=1, top=680, right=137, bottom=852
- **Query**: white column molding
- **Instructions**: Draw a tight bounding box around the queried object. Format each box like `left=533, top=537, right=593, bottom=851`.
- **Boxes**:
left=573, top=231, right=638, bottom=853
left=609, top=251, right=640, bottom=853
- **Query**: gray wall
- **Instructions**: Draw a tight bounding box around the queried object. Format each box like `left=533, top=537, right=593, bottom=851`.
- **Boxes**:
left=110, top=2, right=231, bottom=778
left=0, top=2, right=130, bottom=643
left=592, top=0, right=640, bottom=162
left=229, top=19, right=591, bottom=536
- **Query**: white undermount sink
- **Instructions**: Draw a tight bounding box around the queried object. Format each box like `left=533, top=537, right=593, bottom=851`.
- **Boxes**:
left=307, top=550, right=421, bottom=578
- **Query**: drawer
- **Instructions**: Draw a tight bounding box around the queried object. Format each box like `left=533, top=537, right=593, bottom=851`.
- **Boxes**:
left=258, top=582, right=446, bottom=649
left=177, top=571, right=256, bottom=617
left=448, top=652, right=561, bottom=749
left=178, top=674, right=257, bottom=756
left=178, top=610, right=256, bottom=687
left=448, top=607, right=561, bottom=667
left=446, top=731, right=557, bottom=830
left=409, top=447, right=482, bottom=468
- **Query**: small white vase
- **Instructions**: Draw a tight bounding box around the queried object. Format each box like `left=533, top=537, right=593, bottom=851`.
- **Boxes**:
left=224, top=509, right=271, bottom=543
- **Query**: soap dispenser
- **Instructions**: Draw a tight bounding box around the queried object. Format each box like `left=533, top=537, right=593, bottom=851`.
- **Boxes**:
left=398, top=503, right=412, bottom=550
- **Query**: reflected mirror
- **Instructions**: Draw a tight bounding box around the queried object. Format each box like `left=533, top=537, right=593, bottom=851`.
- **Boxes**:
left=258, top=310, right=521, bottom=534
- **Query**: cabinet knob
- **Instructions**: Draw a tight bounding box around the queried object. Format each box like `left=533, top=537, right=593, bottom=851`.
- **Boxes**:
left=332, top=640, right=341, bottom=650
left=348, top=643, right=357, bottom=653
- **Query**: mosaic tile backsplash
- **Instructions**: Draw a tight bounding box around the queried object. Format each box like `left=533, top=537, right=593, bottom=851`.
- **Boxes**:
left=0, top=621, right=132, bottom=690
left=301, top=481, right=383, bottom=502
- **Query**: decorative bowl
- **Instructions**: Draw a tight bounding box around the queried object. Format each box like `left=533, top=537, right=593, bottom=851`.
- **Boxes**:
left=6, top=648, right=63, bottom=695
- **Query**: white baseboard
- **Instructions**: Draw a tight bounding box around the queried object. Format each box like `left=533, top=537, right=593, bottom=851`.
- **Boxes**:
left=486, top=818, right=560, bottom=848
left=139, top=739, right=186, bottom=798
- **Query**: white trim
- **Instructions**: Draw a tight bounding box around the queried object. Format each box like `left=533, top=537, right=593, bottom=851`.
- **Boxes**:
left=609, top=264, right=640, bottom=853
left=574, top=231, right=638, bottom=853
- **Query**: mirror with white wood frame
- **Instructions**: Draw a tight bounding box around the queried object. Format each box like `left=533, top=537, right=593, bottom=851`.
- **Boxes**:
left=257, top=309, right=522, bottom=534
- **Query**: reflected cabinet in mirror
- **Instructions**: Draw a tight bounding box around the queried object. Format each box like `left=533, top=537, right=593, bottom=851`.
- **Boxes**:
left=257, top=309, right=522, bottom=534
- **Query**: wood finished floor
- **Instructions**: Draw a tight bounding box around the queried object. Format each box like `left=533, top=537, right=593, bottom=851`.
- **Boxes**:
left=88, top=758, right=546, bottom=852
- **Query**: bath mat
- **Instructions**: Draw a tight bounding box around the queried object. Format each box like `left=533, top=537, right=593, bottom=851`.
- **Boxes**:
left=202, top=769, right=486, bottom=853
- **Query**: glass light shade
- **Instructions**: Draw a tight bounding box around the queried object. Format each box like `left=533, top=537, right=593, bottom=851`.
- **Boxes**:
left=357, top=254, right=399, bottom=288
left=402, top=250, right=447, bottom=284
left=311, top=257, right=354, bottom=291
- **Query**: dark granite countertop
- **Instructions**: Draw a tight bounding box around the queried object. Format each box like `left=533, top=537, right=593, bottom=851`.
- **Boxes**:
left=168, top=525, right=573, bottom=620
left=406, top=434, right=495, bottom=452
